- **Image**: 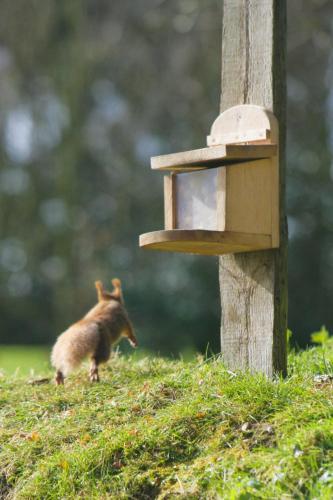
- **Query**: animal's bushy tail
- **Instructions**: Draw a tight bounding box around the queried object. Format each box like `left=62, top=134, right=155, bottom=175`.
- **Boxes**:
left=51, top=321, right=99, bottom=376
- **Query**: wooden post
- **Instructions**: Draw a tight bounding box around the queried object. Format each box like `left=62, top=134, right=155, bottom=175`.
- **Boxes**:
left=219, top=0, right=287, bottom=376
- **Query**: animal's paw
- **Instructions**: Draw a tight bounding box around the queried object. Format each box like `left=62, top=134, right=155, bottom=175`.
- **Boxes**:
left=89, top=371, right=100, bottom=382
left=55, top=371, right=64, bottom=385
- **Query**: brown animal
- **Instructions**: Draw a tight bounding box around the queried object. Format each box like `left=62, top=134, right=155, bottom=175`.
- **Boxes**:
left=51, top=279, right=137, bottom=384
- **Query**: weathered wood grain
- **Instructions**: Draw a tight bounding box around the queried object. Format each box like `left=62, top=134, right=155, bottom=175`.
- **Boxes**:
left=164, top=174, right=176, bottom=229
left=219, top=0, right=287, bottom=376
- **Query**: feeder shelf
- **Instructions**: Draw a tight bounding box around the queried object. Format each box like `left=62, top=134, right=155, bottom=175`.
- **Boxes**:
left=151, top=144, right=277, bottom=172
left=139, top=230, right=272, bottom=256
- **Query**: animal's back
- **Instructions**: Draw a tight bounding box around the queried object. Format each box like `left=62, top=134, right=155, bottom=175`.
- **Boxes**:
left=85, top=300, right=130, bottom=341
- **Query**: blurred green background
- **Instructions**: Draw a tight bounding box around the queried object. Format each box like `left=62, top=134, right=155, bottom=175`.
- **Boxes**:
left=0, top=0, right=332, bottom=372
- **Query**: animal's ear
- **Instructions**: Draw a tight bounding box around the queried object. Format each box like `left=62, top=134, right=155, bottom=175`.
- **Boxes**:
left=111, top=278, right=122, bottom=289
left=111, top=278, right=123, bottom=302
left=95, top=281, right=105, bottom=302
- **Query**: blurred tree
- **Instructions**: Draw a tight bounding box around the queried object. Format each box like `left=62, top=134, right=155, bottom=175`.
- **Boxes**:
left=287, top=0, right=333, bottom=345
left=0, top=0, right=221, bottom=353
left=0, top=0, right=332, bottom=353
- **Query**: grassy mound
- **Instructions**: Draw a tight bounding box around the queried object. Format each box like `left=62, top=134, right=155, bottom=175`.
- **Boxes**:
left=1, top=342, right=333, bottom=499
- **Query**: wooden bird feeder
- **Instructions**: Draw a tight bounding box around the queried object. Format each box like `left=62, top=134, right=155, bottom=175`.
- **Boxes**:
left=139, top=104, right=279, bottom=256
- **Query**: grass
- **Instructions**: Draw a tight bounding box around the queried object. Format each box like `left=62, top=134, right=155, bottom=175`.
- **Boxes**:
left=0, top=346, right=50, bottom=376
left=1, top=342, right=333, bottom=498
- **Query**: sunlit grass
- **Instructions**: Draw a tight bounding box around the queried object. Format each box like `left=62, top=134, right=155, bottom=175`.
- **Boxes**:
left=0, top=346, right=50, bottom=376
left=0, top=344, right=197, bottom=377
left=1, top=342, right=333, bottom=498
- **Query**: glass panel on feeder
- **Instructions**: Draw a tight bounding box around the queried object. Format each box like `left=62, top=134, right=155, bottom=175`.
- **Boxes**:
left=176, top=169, right=219, bottom=230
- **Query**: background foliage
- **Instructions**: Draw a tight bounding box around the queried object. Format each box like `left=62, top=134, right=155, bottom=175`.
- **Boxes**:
left=0, top=0, right=332, bottom=353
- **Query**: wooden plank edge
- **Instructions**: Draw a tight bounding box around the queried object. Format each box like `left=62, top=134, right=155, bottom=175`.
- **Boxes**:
left=164, top=174, right=176, bottom=229
left=139, top=230, right=272, bottom=253
left=151, top=144, right=277, bottom=171
left=207, top=128, right=270, bottom=146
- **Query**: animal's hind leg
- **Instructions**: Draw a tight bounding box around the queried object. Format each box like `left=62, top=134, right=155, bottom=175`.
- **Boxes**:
left=55, top=370, right=64, bottom=385
left=89, top=358, right=100, bottom=382
left=89, top=331, right=110, bottom=382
